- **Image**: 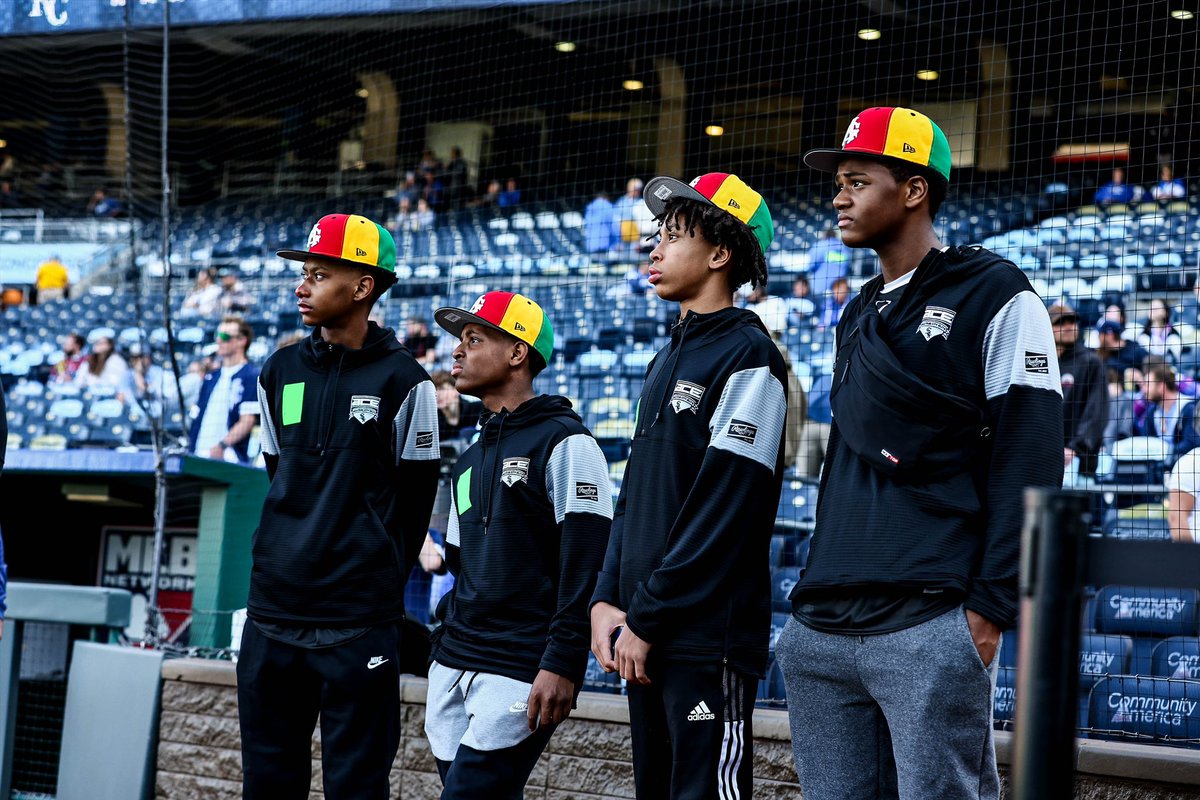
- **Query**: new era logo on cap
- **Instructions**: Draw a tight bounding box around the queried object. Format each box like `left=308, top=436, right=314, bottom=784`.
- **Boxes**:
left=903, top=143, right=917, bottom=153
left=278, top=213, right=397, bottom=274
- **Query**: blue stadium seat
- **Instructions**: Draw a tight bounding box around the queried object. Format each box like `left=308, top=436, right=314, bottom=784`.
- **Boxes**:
left=1087, top=676, right=1200, bottom=745
left=993, top=666, right=1016, bottom=730
left=1151, top=636, right=1200, bottom=680
left=1093, top=586, right=1200, bottom=640
left=1079, top=633, right=1133, bottom=678
left=771, top=567, right=801, bottom=613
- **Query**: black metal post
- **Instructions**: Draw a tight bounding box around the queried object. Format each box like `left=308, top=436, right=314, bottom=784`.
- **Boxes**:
left=1011, top=488, right=1092, bottom=800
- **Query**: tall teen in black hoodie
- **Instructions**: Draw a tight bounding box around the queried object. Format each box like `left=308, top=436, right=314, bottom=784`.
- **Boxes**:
left=589, top=174, right=789, bottom=800
left=238, top=214, right=441, bottom=800
left=426, top=291, right=612, bottom=799
left=778, top=108, right=1062, bottom=800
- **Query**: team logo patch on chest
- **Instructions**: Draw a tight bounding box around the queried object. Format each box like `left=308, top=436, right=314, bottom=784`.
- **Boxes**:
left=916, top=306, right=956, bottom=341
left=670, top=380, right=706, bottom=414
left=349, top=395, right=381, bottom=424
left=500, top=457, right=530, bottom=487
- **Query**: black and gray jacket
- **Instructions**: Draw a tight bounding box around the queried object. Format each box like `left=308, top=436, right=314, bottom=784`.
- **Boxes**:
left=792, top=246, right=1064, bottom=629
left=590, top=307, right=789, bottom=678
left=249, top=323, right=441, bottom=627
left=433, top=395, right=613, bottom=685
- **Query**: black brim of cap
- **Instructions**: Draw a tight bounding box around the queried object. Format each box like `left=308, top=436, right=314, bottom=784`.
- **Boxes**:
left=642, top=176, right=715, bottom=219
left=277, top=249, right=374, bottom=270
left=433, top=307, right=505, bottom=342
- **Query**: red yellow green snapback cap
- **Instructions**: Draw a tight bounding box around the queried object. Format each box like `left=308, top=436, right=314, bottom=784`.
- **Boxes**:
left=642, top=172, right=774, bottom=256
left=434, top=291, right=554, bottom=367
left=277, top=213, right=397, bottom=273
left=804, top=107, right=952, bottom=182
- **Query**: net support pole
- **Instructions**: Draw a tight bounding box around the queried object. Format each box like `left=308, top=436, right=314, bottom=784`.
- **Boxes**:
left=1011, top=488, right=1092, bottom=800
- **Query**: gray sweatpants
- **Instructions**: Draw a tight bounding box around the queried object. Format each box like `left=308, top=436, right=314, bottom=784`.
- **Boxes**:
left=776, top=605, right=999, bottom=800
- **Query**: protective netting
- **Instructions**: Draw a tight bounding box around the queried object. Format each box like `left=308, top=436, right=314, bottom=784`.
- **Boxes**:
left=0, top=0, right=1199, bottom=746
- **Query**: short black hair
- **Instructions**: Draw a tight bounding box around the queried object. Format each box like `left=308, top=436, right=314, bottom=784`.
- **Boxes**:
left=652, top=197, right=768, bottom=291
left=885, top=160, right=947, bottom=219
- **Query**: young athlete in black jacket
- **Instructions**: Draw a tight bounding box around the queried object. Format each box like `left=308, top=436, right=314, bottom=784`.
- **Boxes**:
left=237, top=213, right=441, bottom=800
left=777, top=108, right=1063, bottom=800
left=425, top=291, right=612, bottom=799
left=589, top=173, right=789, bottom=800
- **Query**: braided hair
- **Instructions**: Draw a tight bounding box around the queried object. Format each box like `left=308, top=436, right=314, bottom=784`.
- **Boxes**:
left=652, top=196, right=769, bottom=291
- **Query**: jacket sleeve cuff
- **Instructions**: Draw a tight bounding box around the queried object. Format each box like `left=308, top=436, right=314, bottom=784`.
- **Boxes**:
left=965, top=581, right=1018, bottom=630
left=539, top=645, right=586, bottom=685
left=623, top=588, right=661, bottom=645
left=588, top=571, right=619, bottom=613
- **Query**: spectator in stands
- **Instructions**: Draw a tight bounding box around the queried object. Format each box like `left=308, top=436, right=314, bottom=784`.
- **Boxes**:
left=403, top=316, right=439, bottom=368
left=86, top=187, right=124, bottom=218
left=52, top=333, right=87, bottom=383
left=1134, top=362, right=1199, bottom=463
left=497, top=177, right=521, bottom=208
left=34, top=254, right=69, bottom=304
left=75, top=335, right=128, bottom=393
left=1103, top=367, right=1138, bottom=452
left=1097, top=318, right=1148, bottom=377
left=1138, top=298, right=1183, bottom=363
left=217, top=268, right=254, bottom=315
left=420, top=168, right=444, bottom=208
left=445, top=147, right=470, bottom=209
left=238, top=212, right=440, bottom=800
left=414, top=197, right=436, bottom=230
left=0, top=180, right=20, bottom=209
left=590, top=172, right=787, bottom=800
left=472, top=179, right=502, bottom=208
left=395, top=196, right=417, bottom=232
left=786, top=275, right=816, bottom=324
left=747, top=284, right=790, bottom=336
left=431, top=369, right=481, bottom=442
left=1094, top=166, right=1143, bottom=206
left=1152, top=164, right=1187, bottom=202
left=187, top=317, right=259, bottom=464
left=1180, top=281, right=1200, bottom=329
left=798, top=370, right=832, bottom=479
left=583, top=190, right=615, bottom=253
left=395, top=171, right=421, bottom=206
left=180, top=268, right=221, bottom=318
left=416, top=148, right=442, bottom=175
left=1168, top=448, right=1200, bottom=543
left=818, top=276, right=851, bottom=331
left=778, top=107, right=1063, bottom=800
left=120, top=344, right=187, bottom=423
left=610, top=177, right=654, bottom=256
left=1051, top=302, right=1108, bottom=479
left=807, top=227, right=852, bottom=299
left=427, top=291, right=611, bottom=797
left=178, top=357, right=209, bottom=411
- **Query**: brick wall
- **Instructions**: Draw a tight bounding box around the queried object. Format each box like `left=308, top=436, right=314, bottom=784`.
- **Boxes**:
left=156, top=659, right=1200, bottom=800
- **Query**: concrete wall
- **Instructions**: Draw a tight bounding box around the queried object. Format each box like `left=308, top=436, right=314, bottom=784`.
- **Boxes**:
left=156, top=659, right=1200, bottom=800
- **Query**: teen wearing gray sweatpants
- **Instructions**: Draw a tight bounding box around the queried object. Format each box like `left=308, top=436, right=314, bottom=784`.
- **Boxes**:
left=776, top=607, right=1000, bottom=799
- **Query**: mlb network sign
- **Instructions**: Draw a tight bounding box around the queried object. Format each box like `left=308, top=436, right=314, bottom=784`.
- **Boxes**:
left=99, top=526, right=197, bottom=594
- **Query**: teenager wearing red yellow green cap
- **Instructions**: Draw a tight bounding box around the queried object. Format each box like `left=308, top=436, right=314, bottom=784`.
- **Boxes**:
left=238, top=213, right=441, bottom=800
left=589, top=173, right=790, bottom=799
left=777, top=107, right=1063, bottom=799
left=425, top=291, right=613, bottom=798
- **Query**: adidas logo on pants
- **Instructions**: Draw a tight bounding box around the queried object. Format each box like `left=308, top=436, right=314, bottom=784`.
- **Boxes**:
left=687, top=701, right=716, bottom=721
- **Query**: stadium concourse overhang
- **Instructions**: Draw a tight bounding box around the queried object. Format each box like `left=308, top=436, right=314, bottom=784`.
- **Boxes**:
left=0, top=0, right=1194, bottom=206
left=2, top=449, right=267, bottom=650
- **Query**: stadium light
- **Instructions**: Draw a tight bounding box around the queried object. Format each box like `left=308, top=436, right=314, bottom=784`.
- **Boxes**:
left=857, top=28, right=882, bottom=41
left=1170, top=9, right=1195, bottom=19
left=705, top=125, right=725, bottom=137
left=916, top=69, right=940, bottom=81
left=623, top=79, right=644, bottom=91
left=355, top=88, right=369, bottom=99
left=0, top=139, right=7, bottom=149
left=554, top=41, right=576, bottom=53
